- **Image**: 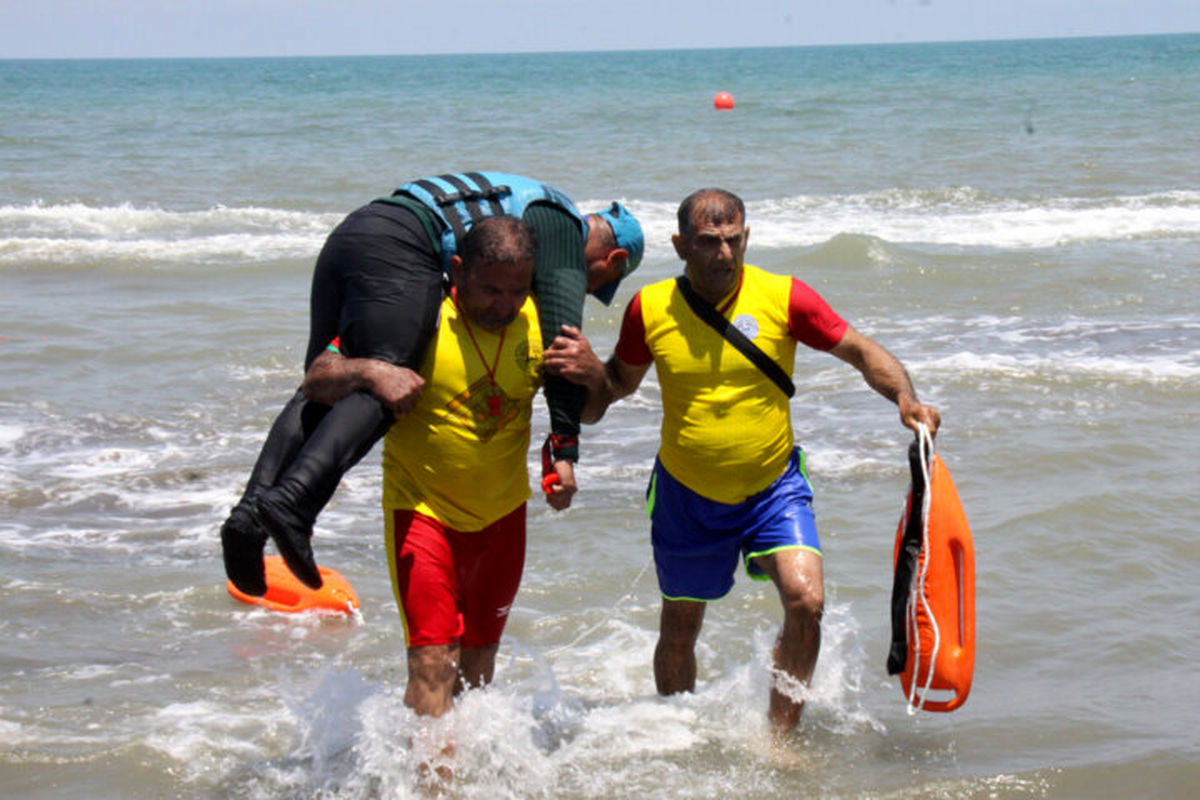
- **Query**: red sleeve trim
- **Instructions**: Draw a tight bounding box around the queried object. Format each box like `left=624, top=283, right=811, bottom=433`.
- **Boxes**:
left=614, top=292, right=653, bottom=365
left=788, top=278, right=848, bottom=350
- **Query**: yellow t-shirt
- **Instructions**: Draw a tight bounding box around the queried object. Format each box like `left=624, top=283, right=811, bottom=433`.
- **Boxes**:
left=635, top=265, right=826, bottom=503
left=382, top=294, right=543, bottom=531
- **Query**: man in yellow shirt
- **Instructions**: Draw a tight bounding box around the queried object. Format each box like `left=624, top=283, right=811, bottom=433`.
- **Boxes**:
left=546, top=188, right=941, bottom=736
left=304, top=215, right=544, bottom=716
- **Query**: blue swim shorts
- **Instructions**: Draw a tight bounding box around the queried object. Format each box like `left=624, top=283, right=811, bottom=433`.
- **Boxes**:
left=646, top=448, right=822, bottom=601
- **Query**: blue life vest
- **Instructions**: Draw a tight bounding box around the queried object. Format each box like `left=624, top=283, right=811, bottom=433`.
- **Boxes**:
left=388, top=171, right=588, bottom=270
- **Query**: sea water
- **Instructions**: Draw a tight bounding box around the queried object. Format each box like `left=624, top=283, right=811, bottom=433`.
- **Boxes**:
left=2, top=35, right=1198, bottom=798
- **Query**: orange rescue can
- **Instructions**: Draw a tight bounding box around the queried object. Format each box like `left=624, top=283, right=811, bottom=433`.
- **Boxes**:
left=888, top=432, right=975, bottom=712
left=227, top=555, right=360, bottom=616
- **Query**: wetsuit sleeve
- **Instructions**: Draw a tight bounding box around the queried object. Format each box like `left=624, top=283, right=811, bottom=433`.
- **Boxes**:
left=614, top=292, right=652, bottom=365
left=788, top=278, right=848, bottom=351
left=524, top=203, right=589, bottom=462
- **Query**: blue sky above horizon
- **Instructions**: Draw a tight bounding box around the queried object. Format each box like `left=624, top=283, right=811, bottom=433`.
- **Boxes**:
left=2, top=0, right=1198, bottom=59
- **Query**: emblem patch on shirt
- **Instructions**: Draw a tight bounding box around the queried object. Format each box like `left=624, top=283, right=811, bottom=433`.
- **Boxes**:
left=448, top=376, right=517, bottom=442
left=732, top=314, right=759, bottom=340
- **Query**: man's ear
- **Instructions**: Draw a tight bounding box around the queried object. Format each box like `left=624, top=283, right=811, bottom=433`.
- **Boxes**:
left=606, top=248, right=629, bottom=271
left=671, top=233, right=687, bottom=260
left=448, top=254, right=463, bottom=286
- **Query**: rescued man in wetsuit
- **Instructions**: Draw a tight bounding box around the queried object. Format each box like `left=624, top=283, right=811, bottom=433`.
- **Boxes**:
left=220, top=172, right=643, bottom=595
left=544, top=188, right=940, bottom=736
left=305, top=215, right=545, bottom=715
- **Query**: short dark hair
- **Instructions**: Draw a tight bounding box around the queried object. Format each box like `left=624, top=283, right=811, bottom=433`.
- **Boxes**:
left=592, top=212, right=617, bottom=251
left=676, top=188, right=745, bottom=237
left=460, top=215, right=537, bottom=272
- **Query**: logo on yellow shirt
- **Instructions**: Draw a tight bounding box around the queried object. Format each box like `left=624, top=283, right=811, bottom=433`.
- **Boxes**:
left=733, top=314, right=759, bottom=340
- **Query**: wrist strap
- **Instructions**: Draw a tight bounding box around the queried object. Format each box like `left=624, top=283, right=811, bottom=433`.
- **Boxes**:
left=547, top=433, right=579, bottom=463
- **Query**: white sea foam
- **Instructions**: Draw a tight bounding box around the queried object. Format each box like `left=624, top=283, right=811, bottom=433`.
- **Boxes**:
left=745, top=188, right=1200, bottom=249
left=1004, top=317, right=1200, bottom=338
left=917, top=350, right=1200, bottom=383
left=254, top=595, right=880, bottom=799
left=0, top=424, right=24, bottom=448
left=6, top=190, right=1200, bottom=269
left=1, top=231, right=324, bottom=265
left=806, top=446, right=896, bottom=480
left=144, top=699, right=285, bottom=782
left=47, top=446, right=159, bottom=479
left=0, top=202, right=340, bottom=266
left=0, top=202, right=338, bottom=238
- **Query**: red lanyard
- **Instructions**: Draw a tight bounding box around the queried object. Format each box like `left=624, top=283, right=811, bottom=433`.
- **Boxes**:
left=453, top=290, right=506, bottom=416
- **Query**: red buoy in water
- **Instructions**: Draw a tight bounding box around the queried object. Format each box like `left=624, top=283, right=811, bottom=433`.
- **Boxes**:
left=713, top=91, right=735, bottom=111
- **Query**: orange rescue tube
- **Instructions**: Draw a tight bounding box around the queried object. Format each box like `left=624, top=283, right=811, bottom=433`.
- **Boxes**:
left=227, top=555, right=360, bottom=615
left=888, top=430, right=975, bottom=712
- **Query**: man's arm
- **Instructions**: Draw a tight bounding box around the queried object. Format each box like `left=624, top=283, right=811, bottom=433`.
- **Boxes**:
left=544, top=325, right=649, bottom=423
left=522, top=204, right=590, bottom=509
left=586, top=355, right=650, bottom=423
left=828, top=326, right=941, bottom=435
left=524, top=203, right=589, bottom=462
left=302, top=349, right=425, bottom=417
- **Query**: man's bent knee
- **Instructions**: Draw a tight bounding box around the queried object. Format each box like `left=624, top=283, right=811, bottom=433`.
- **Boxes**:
left=781, top=584, right=824, bottom=623
left=760, top=549, right=824, bottom=620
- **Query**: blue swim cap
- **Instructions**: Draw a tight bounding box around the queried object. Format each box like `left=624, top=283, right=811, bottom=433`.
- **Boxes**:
left=592, top=201, right=644, bottom=306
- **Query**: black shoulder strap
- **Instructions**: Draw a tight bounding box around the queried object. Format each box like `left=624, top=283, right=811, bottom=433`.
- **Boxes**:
left=887, top=439, right=928, bottom=676
left=412, top=178, right=469, bottom=244
left=675, top=276, right=795, bottom=398
left=462, top=172, right=508, bottom=215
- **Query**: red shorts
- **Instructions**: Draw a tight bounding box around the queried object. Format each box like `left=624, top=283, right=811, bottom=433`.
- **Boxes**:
left=385, top=504, right=526, bottom=648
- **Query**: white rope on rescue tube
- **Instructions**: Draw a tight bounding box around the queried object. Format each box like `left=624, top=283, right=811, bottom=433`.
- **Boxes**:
left=907, top=421, right=941, bottom=715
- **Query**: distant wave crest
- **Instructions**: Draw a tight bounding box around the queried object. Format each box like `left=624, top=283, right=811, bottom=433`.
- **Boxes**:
left=743, top=188, right=1200, bottom=249
left=4, top=190, right=1200, bottom=267
left=0, top=202, right=340, bottom=267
